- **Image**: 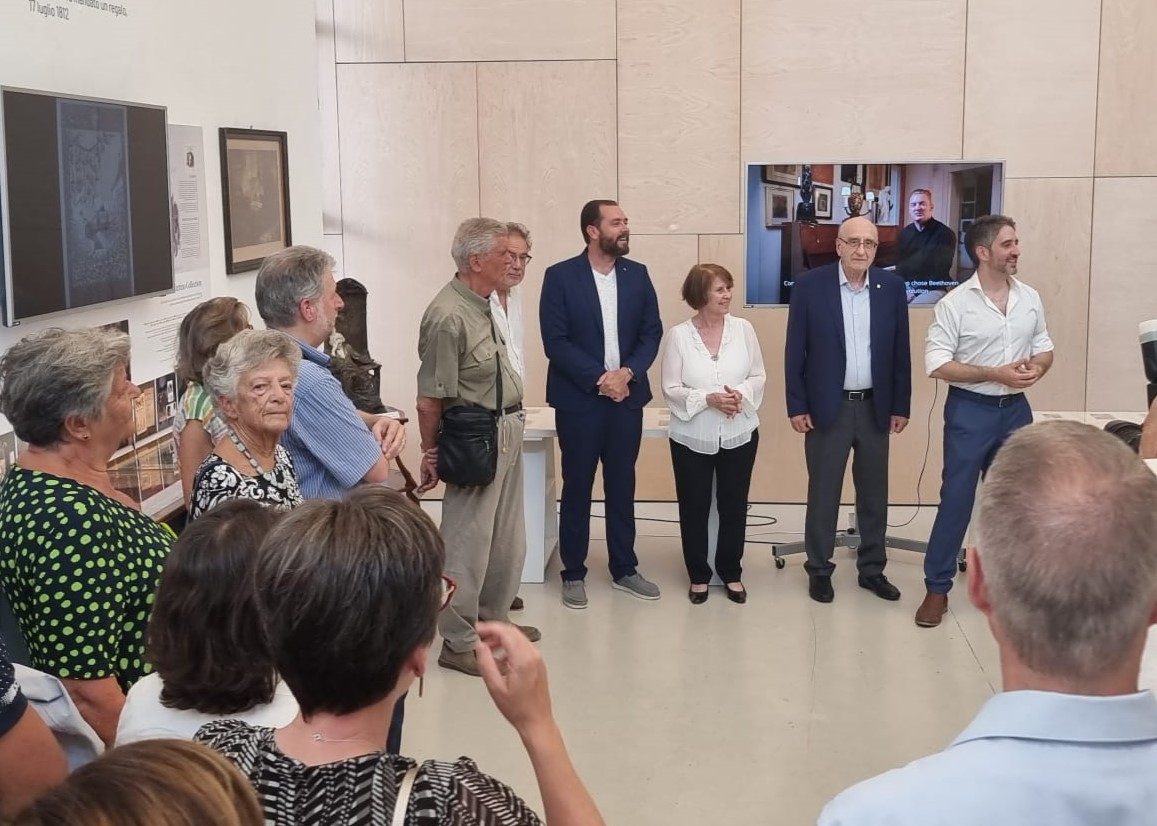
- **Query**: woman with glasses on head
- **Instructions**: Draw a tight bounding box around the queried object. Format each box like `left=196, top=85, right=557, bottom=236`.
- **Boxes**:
left=196, top=486, right=605, bottom=826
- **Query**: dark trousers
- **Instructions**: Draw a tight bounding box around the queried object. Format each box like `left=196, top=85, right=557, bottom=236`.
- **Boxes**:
left=670, top=430, right=759, bottom=584
left=386, top=693, right=405, bottom=753
left=924, top=388, right=1032, bottom=593
left=803, top=399, right=890, bottom=578
left=556, top=401, right=643, bottom=581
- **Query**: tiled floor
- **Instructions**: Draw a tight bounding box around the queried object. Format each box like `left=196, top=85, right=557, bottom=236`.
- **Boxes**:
left=408, top=502, right=1000, bottom=825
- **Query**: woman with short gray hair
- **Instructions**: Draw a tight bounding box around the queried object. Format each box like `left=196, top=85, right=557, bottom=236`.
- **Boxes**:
left=189, top=330, right=304, bottom=519
left=0, top=327, right=174, bottom=747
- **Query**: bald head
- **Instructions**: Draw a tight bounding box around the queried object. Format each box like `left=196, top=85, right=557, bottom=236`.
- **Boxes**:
left=836, top=217, right=879, bottom=279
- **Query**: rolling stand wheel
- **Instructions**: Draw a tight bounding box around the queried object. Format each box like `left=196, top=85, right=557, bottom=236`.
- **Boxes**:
left=774, top=554, right=786, bottom=570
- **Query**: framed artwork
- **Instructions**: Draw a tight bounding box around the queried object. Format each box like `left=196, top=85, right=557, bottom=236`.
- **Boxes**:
left=762, top=164, right=802, bottom=187
left=840, top=164, right=864, bottom=186
left=813, top=184, right=834, bottom=220
left=219, top=128, right=292, bottom=274
left=764, top=184, right=796, bottom=227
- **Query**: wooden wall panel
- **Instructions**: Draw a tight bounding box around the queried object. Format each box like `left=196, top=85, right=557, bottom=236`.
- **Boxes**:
left=1095, top=0, right=1157, bottom=176
left=1087, top=177, right=1157, bottom=410
left=618, top=0, right=741, bottom=235
left=477, top=61, right=619, bottom=409
left=317, top=0, right=343, bottom=233
left=698, top=234, right=745, bottom=282
left=336, top=63, right=480, bottom=472
left=963, top=0, right=1100, bottom=178
left=741, top=0, right=967, bottom=161
left=333, top=0, right=404, bottom=63
left=403, top=0, right=616, bottom=63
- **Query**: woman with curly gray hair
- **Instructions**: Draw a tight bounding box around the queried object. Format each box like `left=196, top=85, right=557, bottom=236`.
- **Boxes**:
left=0, top=327, right=174, bottom=747
left=189, top=329, right=303, bottom=519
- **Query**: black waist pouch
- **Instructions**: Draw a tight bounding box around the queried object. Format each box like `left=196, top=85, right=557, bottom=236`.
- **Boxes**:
left=437, top=405, right=498, bottom=487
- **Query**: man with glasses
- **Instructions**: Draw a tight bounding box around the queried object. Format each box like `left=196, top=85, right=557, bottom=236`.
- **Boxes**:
left=917, top=214, right=1053, bottom=628
left=785, top=216, right=912, bottom=604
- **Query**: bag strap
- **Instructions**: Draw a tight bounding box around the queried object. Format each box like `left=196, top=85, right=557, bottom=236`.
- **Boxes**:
left=491, top=316, right=503, bottom=414
left=391, top=766, right=420, bottom=826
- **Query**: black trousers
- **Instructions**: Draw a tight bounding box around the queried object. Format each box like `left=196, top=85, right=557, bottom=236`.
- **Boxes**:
left=803, top=400, right=889, bottom=578
left=669, top=430, right=759, bottom=584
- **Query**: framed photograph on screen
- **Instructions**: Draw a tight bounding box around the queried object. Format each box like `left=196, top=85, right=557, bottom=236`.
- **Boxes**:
left=762, top=164, right=802, bottom=187
left=764, top=184, right=795, bottom=227
left=813, top=184, right=834, bottom=220
left=219, top=128, right=292, bottom=274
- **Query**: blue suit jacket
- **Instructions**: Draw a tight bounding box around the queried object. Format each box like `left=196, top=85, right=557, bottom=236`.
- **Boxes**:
left=784, top=263, right=912, bottom=433
left=539, top=250, right=663, bottom=412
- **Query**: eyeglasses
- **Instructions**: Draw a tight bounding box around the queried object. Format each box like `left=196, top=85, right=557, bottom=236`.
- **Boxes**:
left=515, top=254, right=533, bottom=265
left=440, top=575, right=457, bottom=610
left=837, top=238, right=879, bottom=251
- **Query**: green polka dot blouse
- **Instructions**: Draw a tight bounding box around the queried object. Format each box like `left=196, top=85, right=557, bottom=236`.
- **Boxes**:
left=0, top=467, right=174, bottom=692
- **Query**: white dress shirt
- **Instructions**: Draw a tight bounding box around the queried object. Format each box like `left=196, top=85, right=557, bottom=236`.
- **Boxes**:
left=592, top=265, right=620, bottom=371
left=839, top=264, right=873, bottom=391
left=661, top=315, right=766, bottom=454
left=490, top=285, right=525, bottom=379
left=925, top=273, right=1054, bottom=395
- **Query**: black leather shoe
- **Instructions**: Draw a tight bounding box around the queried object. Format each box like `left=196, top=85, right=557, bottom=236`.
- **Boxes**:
left=510, top=595, right=524, bottom=611
left=688, top=587, right=708, bottom=605
left=725, top=584, right=747, bottom=604
left=808, top=575, right=834, bottom=603
left=858, top=574, right=901, bottom=601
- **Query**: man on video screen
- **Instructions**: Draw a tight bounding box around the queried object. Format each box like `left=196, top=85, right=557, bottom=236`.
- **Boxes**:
left=896, top=189, right=957, bottom=303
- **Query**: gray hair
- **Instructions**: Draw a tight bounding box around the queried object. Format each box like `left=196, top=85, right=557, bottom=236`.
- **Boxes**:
left=977, top=421, right=1157, bottom=680
left=254, top=246, right=336, bottom=329
left=202, top=329, right=302, bottom=405
left=450, top=218, right=508, bottom=272
left=505, top=222, right=533, bottom=249
left=0, top=327, right=131, bottom=447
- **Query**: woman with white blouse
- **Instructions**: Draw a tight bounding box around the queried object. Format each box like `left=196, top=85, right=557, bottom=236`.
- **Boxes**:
left=661, top=264, right=766, bottom=604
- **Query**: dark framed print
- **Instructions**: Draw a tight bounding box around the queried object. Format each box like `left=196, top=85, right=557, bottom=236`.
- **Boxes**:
left=813, top=184, right=834, bottom=219
left=761, top=164, right=802, bottom=187
left=840, top=164, right=864, bottom=186
left=219, top=128, right=291, bottom=274
left=764, top=184, right=796, bottom=227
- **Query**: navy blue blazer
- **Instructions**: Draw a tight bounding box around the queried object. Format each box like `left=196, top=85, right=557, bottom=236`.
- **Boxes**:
left=539, top=250, right=663, bottom=412
left=784, top=263, right=912, bottom=433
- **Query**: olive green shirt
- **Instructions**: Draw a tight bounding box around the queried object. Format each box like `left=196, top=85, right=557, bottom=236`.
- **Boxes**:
left=418, top=278, right=524, bottom=410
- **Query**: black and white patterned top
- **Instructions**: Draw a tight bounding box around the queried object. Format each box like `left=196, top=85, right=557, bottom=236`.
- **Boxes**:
left=196, top=720, right=544, bottom=826
left=189, top=446, right=303, bottom=520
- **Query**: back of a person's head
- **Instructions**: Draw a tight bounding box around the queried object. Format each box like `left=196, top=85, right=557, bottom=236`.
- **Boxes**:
left=148, top=500, right=280, bottom=715
left=12, top=739, right=263, bottom=826
left=977, top=421, right=1157, bottom=680
left=254, top=487, right=444, bottom=717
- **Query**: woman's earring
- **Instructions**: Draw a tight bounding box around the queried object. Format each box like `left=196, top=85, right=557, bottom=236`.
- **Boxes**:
left=418, top=676, right=424, bottom=699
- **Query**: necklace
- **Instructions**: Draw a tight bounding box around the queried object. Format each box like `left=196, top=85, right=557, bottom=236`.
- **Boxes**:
left=309, top=732, right=383, bottom=750
left=227, top=427, right=268, bottom=476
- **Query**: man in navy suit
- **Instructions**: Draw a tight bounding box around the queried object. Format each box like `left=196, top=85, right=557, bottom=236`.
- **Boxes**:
left=540, top=200, right=663, bottom=609
left=785, top=216, right=912, bottom=604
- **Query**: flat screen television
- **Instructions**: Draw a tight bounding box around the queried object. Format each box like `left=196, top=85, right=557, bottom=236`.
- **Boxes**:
left=0, top=88, right=173, bottom=325
left=744, top=161, right=1005, bottom=307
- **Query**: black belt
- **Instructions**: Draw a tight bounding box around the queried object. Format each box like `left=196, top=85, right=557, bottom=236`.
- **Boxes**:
left=501, top=403, right=523, bottom=415
left=948, top=386, right=1024, bottom=408
left=842, top=389, right=873, bottom=401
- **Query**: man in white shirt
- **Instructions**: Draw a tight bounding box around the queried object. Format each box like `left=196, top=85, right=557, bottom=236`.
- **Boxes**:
left=918, top=215, right=1054, bottom=627
left=820, top=421, right=1157, bottom=826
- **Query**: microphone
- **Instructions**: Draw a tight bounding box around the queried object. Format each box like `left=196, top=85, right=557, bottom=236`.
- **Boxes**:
left=1141, top=320, right=1157, bottom=405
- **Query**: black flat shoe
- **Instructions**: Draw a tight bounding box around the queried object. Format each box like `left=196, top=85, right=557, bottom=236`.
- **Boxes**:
left=725, top=584, right=747, bottom=604
left=858, top=574, right=901, bottom=601
left=688, top=587, right=709, bottom=605
left=809, top=575, right=834, bottom=603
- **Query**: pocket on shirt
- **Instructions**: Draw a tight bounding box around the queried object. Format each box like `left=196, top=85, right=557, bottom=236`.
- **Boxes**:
left=464, top=337, right=498, bottom=369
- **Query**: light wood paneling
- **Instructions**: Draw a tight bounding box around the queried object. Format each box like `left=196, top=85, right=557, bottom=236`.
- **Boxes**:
left=1000, top=178, right=1093, bottom=410
left=964, top=0, right=1100, bottom=178
left=698, top=234, right=745, bottom=282
left=403, top=0, right=616, bottom=62
left=741, top=0, right=966, bottom=161
left=336, top=63, right=480, bottom=472
left=317, top=0, right=342, bottom=233
left=333, top=0, right=404, bottom=63
left=477, top=61, right=619, bottom=410
left=1087, top=177, right=1157, bottom=410
left=1095, top=0, right=1157, bottom=176
left=618, top=0, right=741, bottom=235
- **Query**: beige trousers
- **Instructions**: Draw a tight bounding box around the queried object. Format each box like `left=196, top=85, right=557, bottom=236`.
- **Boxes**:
left=439, top=412, right=526, bottom=653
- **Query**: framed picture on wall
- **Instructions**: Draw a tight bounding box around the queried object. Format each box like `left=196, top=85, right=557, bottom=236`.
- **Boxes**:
left=762, top=164, right=802, bottom=187
left=813, top=184, right=834, bottom=219
left=219, top=128, right=292, bottom=274
left=840, top=164, right=864, bottom=187
left=764, top=184, right=796, bottom=227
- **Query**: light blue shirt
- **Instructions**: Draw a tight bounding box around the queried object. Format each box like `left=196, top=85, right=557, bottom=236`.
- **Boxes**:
left=280, top=338, right=382, bottom=500
left=819, top=690, right=1157, bottom=826
left=839, top=264, right=872, bottom=391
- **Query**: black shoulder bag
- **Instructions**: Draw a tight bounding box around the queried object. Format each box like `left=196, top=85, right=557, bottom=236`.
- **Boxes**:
left=436, top=329, right=503, bottom=488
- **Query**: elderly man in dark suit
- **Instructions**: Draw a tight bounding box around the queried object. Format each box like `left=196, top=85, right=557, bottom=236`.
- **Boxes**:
left=785, top=216, right=912, bottom=604
left=539, top=199, right=663, bottom=610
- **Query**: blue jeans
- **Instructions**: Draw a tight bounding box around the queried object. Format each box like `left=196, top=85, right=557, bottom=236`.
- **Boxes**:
left=924, top=388, right=1033, bottom=593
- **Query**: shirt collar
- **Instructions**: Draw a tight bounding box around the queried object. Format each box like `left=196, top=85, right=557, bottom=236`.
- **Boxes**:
left=292, top=336, right=331, bottom=367
left=961, top=272, right=1024, bottom=297
left=952, top=690, right=1157, bottom=747
left=838, top=262, right=870, bottom=291
left=450, top=276, right=491, bottom=309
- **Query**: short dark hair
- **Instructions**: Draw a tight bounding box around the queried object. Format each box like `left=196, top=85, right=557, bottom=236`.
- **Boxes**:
left=681, top=264, right=734, bottom=310
left=580, top=199, right=618, bottom=245
left=254, top=487, right=445, bottom=717
left=148, top=500, right=280, bottom=715
left=965, top=214, right=1016, bottom=263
